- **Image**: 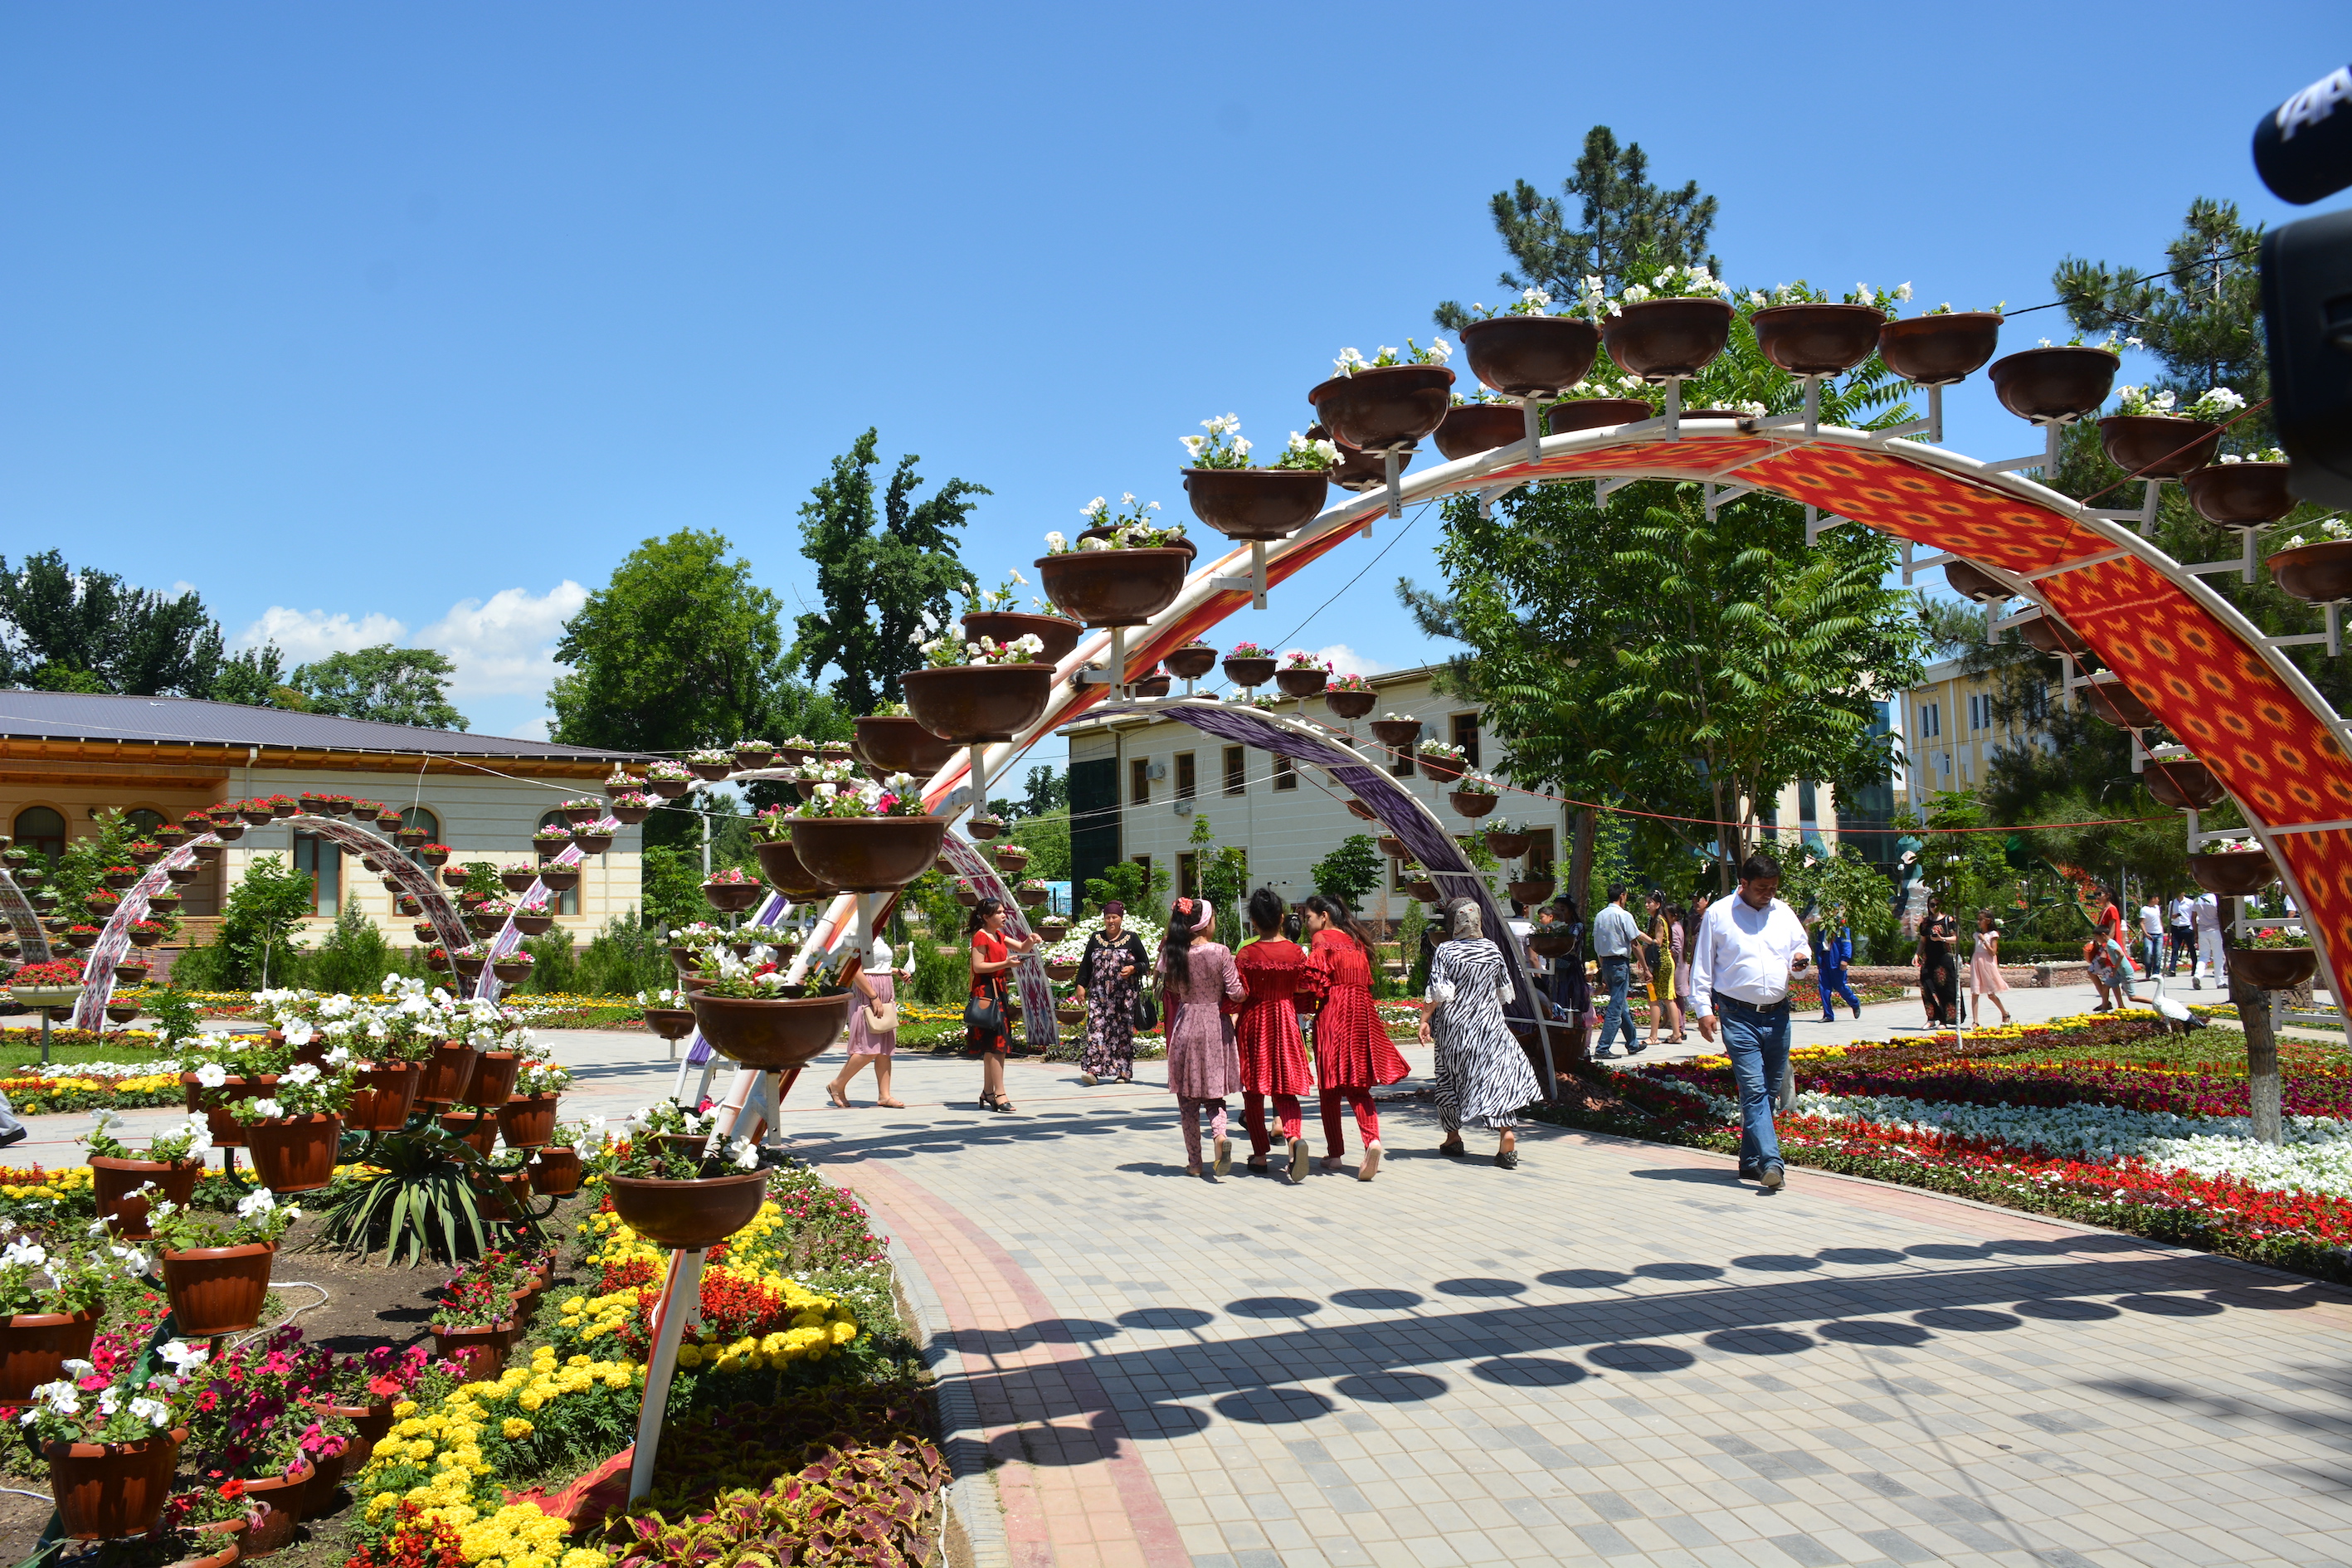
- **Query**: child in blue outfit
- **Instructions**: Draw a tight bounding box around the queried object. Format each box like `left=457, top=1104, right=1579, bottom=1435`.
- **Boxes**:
left=1813, top=914, right=1861, bottom=1022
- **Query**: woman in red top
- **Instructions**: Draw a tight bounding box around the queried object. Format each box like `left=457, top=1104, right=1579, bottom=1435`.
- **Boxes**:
left=968, top=898, right=1039, bottom=1114
left=1234, top=888, right=1315, bottom=1185
left=1302, top=893, right=1410, bottom=1181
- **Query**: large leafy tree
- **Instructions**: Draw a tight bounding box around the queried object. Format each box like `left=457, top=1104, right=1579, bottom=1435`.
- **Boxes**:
left=0, top=550, right=226, bottom=696
left=790, top=430, right=987, bottom=716
left=290, top=645, right=468, bottom=730
left=1434, top=127, right=1718, bottom=330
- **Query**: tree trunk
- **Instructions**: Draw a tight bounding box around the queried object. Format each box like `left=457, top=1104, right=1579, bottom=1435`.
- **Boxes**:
left=2222, top=894, right=2282, bottom=1145
left=1569, top=808, right=1596, bottom=918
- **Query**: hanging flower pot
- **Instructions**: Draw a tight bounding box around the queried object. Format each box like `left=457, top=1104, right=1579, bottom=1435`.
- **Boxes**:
left=606, top=1169, right=772, bottom=1249
left=1329, top=440, right=1407, bottom=492
left=1275, top=665, right=1329, bottom=699
left=1056, top=1004, right=1085, bottom=1025
left=1429, top=403, right=1528, bottom=461
left=1327, top=688, right=1376, bottom=720
left=538, top=865, right=581, bottom=893
left=1449, top=789, right=1499, bottom=818
left=1485, top=829, right=1531, bottom=859
left=491, top=957, right=533, bottom=983
left=1015, top=884, right=1049, bottom=908
left=2185, top=460, right=2296, bottom=527
left=45, top=1427, right=186, bottom=1541
left=1369, top=718, right=1421, bottom=750
left=513, top=908, right=554, bottom=936
left=1460, top=314, right=1600, bottom=397
left=528, top=1146, right=582, bottom=1196
left=1307, top=364, right=1455, bottom=451
left=1988, top=346, right=2119, bottom=424
left=1035, top=548, right=1192, bottom=627
left=951, top=879, right=980, bottom=907
left=452, top=952, right=487, bottom=981
left=498, top=1093, right=558, bottom=1149
left=752, top=840, right=836, bottom=899
left=1877, top=312, right=2003, bottom=385
left=243, top=1115, right=342, bottom=1194
left=113, top=962, right=149, bottom=986
left=1418, top=747, right=1468, bottom=785
left=2082, top=680, right=2158, bottom=730
left=417, top=1040, right=481, bottom=1106
left=1160, top=645, right=1218, bottom=681
left=1037, top=915, right=1069, bottom=942
left=438, top=1109, right=499, bottom=1157
left=1045, top=958, right=1080, bottom=984
left=902, top=663, right=1058, bottom=743
left=1405, top=877, right=1440, bottom=902
left=2269, top=540, right=2352, bottom=604
left=346, top=1062, right=421, bottom=1132
left=960, top=611, right=1083, bottom=665
left=2188, top=849, right=2276, bottom=896
left=0, top=1311, right=97, bottom=1402
left=1132, top=670, right=1172, bottom=697
left=607, top=793, right=654, bottom=825
left=1751, top=303, right=1887, bottom=377
left=1222, top=652, right=1276, bottom=688
left=2098, top=414, right=2222, bottom=478
left=90, top=1157, right=199, bottom=1243
left=572, top=827, right=614, bottom=855
left=1180, top=468, right=1331, bottom=542
left=431, top=1322, right=511, bottom=1381
left=165, top=863, right=199, bottom=885
left=703, top=877, right=763, bottom=914
left=211, top=821, right=246, bottom=843
left=853, top=715, right=962, bottom=776
left=161, top=1242, right=276, bottom=1337
left=1508, top=877, right=1556, bottom=904
left=688, top=991, right=853, bottom=1070
left=2231, top=947, right=2318, bottom=990
left=183, top=1074, right=277, bottom=1148
left=2014, top=611, right=2092, bottom=660
left=1546, top=397, right=1655, bottom=436
left=2142, top=758, right=2226, bottom=811
left=1602, top=299, right=1735, bottom=379
left=789, top=815, right=950, bottom=893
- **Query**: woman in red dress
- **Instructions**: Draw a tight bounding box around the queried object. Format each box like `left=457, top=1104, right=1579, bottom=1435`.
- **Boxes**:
left=1234, top=888, right=1315, bottom=1185
left=1302, top=893, right=1410, bottom=1181
left=967, top=897, right=1039, bottom=1114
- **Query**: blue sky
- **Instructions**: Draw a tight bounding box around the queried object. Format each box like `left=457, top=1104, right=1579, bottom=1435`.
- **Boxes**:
left=3, top=4, right=2344, bottom=747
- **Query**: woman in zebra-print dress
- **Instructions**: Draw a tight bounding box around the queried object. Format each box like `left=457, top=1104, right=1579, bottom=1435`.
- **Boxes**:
left=1421, top=902, right=1541, bottom=1168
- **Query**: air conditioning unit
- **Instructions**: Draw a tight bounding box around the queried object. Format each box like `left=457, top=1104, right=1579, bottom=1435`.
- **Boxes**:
left=1173, top=799, right=1195, bottom=817
left=1145, top=760, right=1167, bottom=781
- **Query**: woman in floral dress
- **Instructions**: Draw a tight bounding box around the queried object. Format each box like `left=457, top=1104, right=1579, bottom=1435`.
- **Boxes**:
left=1234, top=888, right=1315, bottom=1184
left=1302, top=894, right=1410, bottom=1181
left=1073, top=903, right=1148, bottom=1085
left=1156, top=898, right=1246, bottom=1177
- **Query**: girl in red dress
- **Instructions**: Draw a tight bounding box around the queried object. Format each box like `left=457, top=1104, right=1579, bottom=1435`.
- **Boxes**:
left=1302, top=893, right=1410, bottom=1181
left=1234, top=887, right=1315, bottom=1185
left=968, top=898, right=1039, bottom=1114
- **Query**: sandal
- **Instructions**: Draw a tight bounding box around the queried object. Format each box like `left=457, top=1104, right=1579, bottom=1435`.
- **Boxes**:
left=1438, top=1139, right=1467, bottom=1158
left=826, top=1086, right=851, bottom=1109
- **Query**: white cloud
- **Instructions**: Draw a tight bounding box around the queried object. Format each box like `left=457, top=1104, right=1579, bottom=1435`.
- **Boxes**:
left=1314, top=643, right=1390, bottom=677
left=416, top=582, right=588, bottom=698
left=232, top=607, right=408, bottom=664
left=497, top=713, right=555, bottom=742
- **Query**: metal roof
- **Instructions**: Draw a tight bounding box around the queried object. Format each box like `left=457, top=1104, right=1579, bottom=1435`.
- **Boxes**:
left=0, top=689, right=646, bottom=762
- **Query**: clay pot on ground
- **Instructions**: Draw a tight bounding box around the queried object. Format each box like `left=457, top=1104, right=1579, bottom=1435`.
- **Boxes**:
left=960, top=611, right=1084, bottom=666
left=1602, top=298, right=1735, bottom=379
left=606, top=1169, right=772, bottom=1249
left=1307, top=364, right=1456, bottom=451
left=1751, top=303, right=1886, bottom=376
left=1449, top=789, right=1498, bottom=817
left=438, top=1109, right=499, bottom=1157
left=1222, top=655, right=1276, bottom=689
left=499, top=1093, right=559, bottom=1149
left=1429, top=403, right=1530, bottom=461
left=417, top=1040, right=480, bottom=1106
left=0, top=1311, right=97, bottom=1402
left=346, top=1062, right=422, bottom=1132
left=790, top=815, right=949, bottom=893
left=688, top=991, right=853, bottom=1070
left=470, top=1049, right=522, bottom=1105
left=2188, top=850, right=2277, bottom=896
left=1035, top=548, right=1191, bottom=628
left=902, top=663, right=1059, bottom=743
left=1274, top=666, right=1329, bottom=699
left=2268, top=540, right=2352, bottom=604
left=1987, top=346, right=2119, bottom=424
left=2098, top=415, right=2223, bottom=479
left=231, top=1460, right=314, bottom=1556
left=1508, top=878, right=1556, bottom=904
left=528, top=1146, right=582, bottom=1196
left=1877, top=313, right=2003, bottom=385
left=44, top=1427, right=185, bottom=1541
left=1484, top=830, right=1531, bottom=859
left=1547, top=397, right=1655, bottom=435
left=242, top=1114, right=342, bottom=1194
left=431, top=1322, right=511, bottom=1381
left=161, top=1242, right=276, bottom=1337
left=853, top=715, right=962, bottom=777
left=2230, top=947, right=2318, bottom=991
left=1460, top=314, right=1600, bottom=397
left=2184, top=461, right=2296, bottom=527
left=2142, top=759, right=2226, bottom=811
left=1180, top=467, right=1330, bottom=543
left=183, top=1073, right=279, bottom=1148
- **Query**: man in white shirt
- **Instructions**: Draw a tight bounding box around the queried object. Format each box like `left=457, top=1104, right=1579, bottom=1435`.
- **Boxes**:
left=2137, top=898, right=2164, bottom=980
left=1691, top=853, right=1811, bottom=1191
left=2166, top=893, right=2194, bottom=976
left=2191, top=891, right=2225, bottom=989
left=1589, top=886, right=1643, bottom=1057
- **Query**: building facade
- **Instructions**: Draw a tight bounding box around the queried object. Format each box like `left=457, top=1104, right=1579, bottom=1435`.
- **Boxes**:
left=1, top=691, right=645, bottom=952
left=1892, top=655, right=2053, bottom=809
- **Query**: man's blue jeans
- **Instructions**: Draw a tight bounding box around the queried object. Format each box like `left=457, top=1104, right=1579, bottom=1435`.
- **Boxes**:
left=1717, top=996, right=1790, bottom=1171
left=1598, top=955, right=1637, bottom=1052
left=2141, top=935, right=2162, bottom=976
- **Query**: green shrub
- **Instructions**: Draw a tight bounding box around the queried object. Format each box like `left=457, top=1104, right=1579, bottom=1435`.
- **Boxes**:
left=521, top=927, right=578, bottom=993
left=303, top=894, right=394, bottom=995
left=575, top=913, right=671, bottom=996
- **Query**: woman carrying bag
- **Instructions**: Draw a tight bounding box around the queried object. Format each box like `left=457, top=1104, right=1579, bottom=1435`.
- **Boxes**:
left=827, top=936, right=907, bottom=1108
left=1074, top=901, right=1148, bottom=1085
left=1157, top=896, right=1247, bottom=1177
left=968, top=897, right=1039, bottom=1113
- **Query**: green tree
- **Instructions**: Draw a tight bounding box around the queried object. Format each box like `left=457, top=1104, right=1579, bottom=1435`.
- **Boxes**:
left=790, top=430, right=986, bottom=716
left=1434, top=126, right=1719, bottom=330
left=1083, top=858, right=1167, bottom=918
left=1776, top=844, right=1899, bottom=962
left=304, top=893, right=397, bottom=993
left=290, top=645, right=467, bottom=730
left=1311, top=834, right=1384, bottom=913
left=210, top=644, right=301, bottom=709
left=1185, top=814, right=1251, bottom=946
left=216, top=854, right=318, bottom=989
left=1009, top=810, right=1070, bottom=882
left=0, top=550, right=227, bottom=697
left=1010, top=766, right=1066, bottom=821
left=1906, top=792, right=2021, bottom=927
left=2055, top=197, right=2269, bottom=431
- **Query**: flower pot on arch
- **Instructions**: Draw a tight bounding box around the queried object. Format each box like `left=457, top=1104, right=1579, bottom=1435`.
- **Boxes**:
left=902, top=663, right=1059, bottom=743
left=2187, top=850, right=2276, bottom=896
left=1035, top=548, right=1191, bottom=628
left=962, top=611, right=1083, bottom=665
left=1181, top=468, right=1330, bottom=542
left=1877, top=313, right=2002, bottom=386
left=689, top=991, right=853, bottom=1070
left=853, top=714, right=962, bottom=776
left=2231, top=946, right=2316, bottom=991
left=1460, top=314, right=1600, bottom=399
left=789, top=815, right=950, bottom=893
left=1307, top=364, right=1455, bottom=452
left=1429, top=404, right=1528, bottom=461
left=1602, top=298, right=1734, bottom=380
left=1988, top=346, right=2118, bottom=424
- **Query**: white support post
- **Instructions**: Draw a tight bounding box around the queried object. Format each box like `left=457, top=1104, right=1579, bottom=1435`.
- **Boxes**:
left=1661, top=377, right=1682, bottom=436
left=1521, top=396, right=1542, bottom=464
left=967, top=742, right=990, bottom=825
left=1901, top=538, right=1915, bottom=585
left=1250, top=539, right=1269, bottom=611
left=1802, top=374, right=1820, bottom=437
left=1107, top=626, right=1127, bottom=700
left=627, top=1247, right=709, bottom=1503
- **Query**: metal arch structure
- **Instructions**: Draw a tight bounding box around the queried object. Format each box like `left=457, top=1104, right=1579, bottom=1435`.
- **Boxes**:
left=70, top=816, right=471, bottom=1031
left=472, top=830, right=601, bottom=1006
left=0, top=869, right=52, bottom=969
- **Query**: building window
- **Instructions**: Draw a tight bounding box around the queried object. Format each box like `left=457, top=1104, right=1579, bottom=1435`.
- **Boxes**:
left=1176, top=852, right=1198, bottom=898
left=1130, top=759, right=1152, bottom=806
left=534, top=811, right=582, bottom=914
left=1175, top=752, right=1195, bottom=802
left=1918, top=702, right=1941, bottom=738
left=1797, top=780, right=1818, bottom=822
left=11, top=806, right=66, bottom=865
left=292, top=832, right=342, bottom=917
left=1450, top=713, right=1481, bottom=768
left=124, top=809, right=167, bottom=836
left=1273, top=755, right=1298, bottom=791
left=1222, top=747, right=1245, bottom=796
left=1389, top=747, right=1415, bottom=779
left=1524, top=829, right=1556, bottom=874
left=1132, top=855, right=1152, bottom=894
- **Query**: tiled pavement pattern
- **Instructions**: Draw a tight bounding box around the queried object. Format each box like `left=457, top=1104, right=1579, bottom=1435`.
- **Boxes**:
left=17, top=1029, right=2352, bottom=1566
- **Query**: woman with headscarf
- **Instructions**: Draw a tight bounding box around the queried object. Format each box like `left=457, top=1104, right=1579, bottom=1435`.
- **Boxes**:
left=1422, top=901, right=1543, bottom=1168
left=1302, top=893, right=1410, bottom=1181
left=1156, top=895, right=1246, bottom=1177
left=1234, top=887, right=1314, bottom=1183
left=968, top=897, right=1040, bottom=1113
left=825, top=935, right=907, bottom=1109
left=1073, top=901, right=1148, bottom=1086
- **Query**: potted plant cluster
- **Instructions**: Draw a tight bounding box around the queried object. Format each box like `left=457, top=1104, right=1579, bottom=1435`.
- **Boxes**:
left=1178, top=414, right=1337, bottom=542
left=497, top=1060, right=567, bottom=1149
left=1416, top=736, right=1469, bottom=784
left=7, top=957, right=82, bottom=1012
left=2189, top=835, right=2277, bottom=896
left=2100, top=383, right=2239, bottom=477
left=0, top=1236, right=111, bottom=1404
left=589, top=1114, right=768, bottom=1251
left=20, top=1336, right=207, bottom=1540
left=644, top=759, right=694, bottom=799
left=151, top=1188, right=302, bottom=1338
left=687, top=748, right=737, bottom=782
left=1038, top=497, right=1192, bottom=627
left=902, top=621, right=1056, bottom=747
left=1449, top=772, right=1501, bottom=816
left=787, top=770, right=946, bottom=893
left=2186, top=445, right=2296, bottom=527
left=688, top=948, right=852, bottom=1071
left=1222, top=640, right=1276, bottom=689
left=2235, top=924, right=2320, bottom=991
left=961, top=569, right=1083, bottom=665
left=1312, top=341, right=1456, bottom=453
left=85, top=1110, right=211, bottom=1240
left=2267, top=514, right=2352, bottom=603
left=1274, top=649, right=1331, bottom=699
left=232, top=1059, right=355, bottom=1194
left=701, top=864, right=764, bottom=913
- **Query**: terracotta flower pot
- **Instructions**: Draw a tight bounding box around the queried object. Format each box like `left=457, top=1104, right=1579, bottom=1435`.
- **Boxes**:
left=528, top=1146, right=582, bottom=1196
left=244, top=1115, right=342, bottom=1194
left=1428, top=403, right=1528, bottom=461
left=491, top=960, right=533, bottom=982
left=1988, top=346, right=2119, bottom=424
left=2188, top=850, right=2277, bottom=896
left=1460, top=314, right=1600, bottom=397
left=1406, top=879, right=1439, bottom=902
left=957, top=611, right=1083, bottom=668
left=703, top=881, right=763, bottom=914
left=498, top=1093, right=558, bottom=1149
left=184, top=1514, right=248, bottom=1568
left=1877, top=312, right=2002, bottom=385
left=44, top=1427, right=184, bottom=1541
left=236, top=1459, right=314, bottom=1555
left=308, top=1397, right=397, bottom=1472
left=0, top=1311, right=97, bottom=1402
left=1508, top=879, right=1556, bottom=904
left=183, top=1074, right=279, bottom=1148
left=1449, top=789, right=1499, bottom=817
left=1015, top=887, right=1049, bottom=908
left=606, top=1170, right=771, bottom=1250
left=1369, top=718, right=1422, bottom=749
left=161, top=1243, right=276, bottom=1337
left=417, top=1040, right=481, bottom=1107
left=1056, top=1006, right=1084, bottom=1025
left=852, top=715, right=962, bottom=777
left=2231, top=947, right=2319, bottom=991
left=1329, top=441, right=1407, bottom=492
left=789, top=814, right=949, bottom=893
left=572, top=830, right=614, bottom=855
left=1602, top=298, right=1735, bottom=380
left=642, top=1006, right=697, bottom=1043
left=2142, top=758, right=2226, bottom=811
left=2184, top=461, right=2296, bottom=527
left=1045, top=959, right=1079, bottom=982
left=1307, top=364, right=1456, bottom=451
left=212, top=821, right=246, bottom=842
left=498, top=869, right=538, bottom=894
left=609, top=800, right=652, bottom=825
left=1376, top=835, right=1408, bottom=859
left=1751, top=303, right=1886, bottom=377
left=513, top=913, right=553, bottom=936
left=1132, top=671, right=1172, bottom=698
left=1035, top=548, right=1191, bottom=628
left=902, top=661, right=1059, bottom=745
left=752, top=839, right=838, bottom=900
left=1419, top=752, right=1467, bottom=785
left=1528, top=928, right=1579, bottom=957
left=1326, top=689, right=1376, bottom=719
left=2082, top=680, right=2157, bottom=730
left=91, top=1156, right=201, bottom=1242
left=2098, top=414, right=2222, bottom=479
left=1485, top=830, right=1530, bottom=859
left=1179, top=467, right=1330, bottom=541
left=438, top=1110, right=499, bottom=1157
left=431, top=1322, right=510, bottom=1381
left=645, top=776, right=690, bottom=800
left=1222, top=655, right=1276, bottom=688
left=688, top=991, right=853, bottom=1070
left=1546, top=397, right=1654, bottom=435
left=2269, top=540, right=2352, bottom=604
left=1274, top=667, right=1329, bottom=699
left=538, top=866, right=581, bottom=893
left=1038, top=917, right=1069, bottom=942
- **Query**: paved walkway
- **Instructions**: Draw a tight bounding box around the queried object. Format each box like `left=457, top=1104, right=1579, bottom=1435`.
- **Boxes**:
left=18, top=1024, right=2352, bottom=1567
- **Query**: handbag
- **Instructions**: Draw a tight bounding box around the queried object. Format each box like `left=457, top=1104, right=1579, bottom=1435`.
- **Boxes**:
left=962, top=994, right=1002, bottom=1036
left=864, top=997, right=899, bottom=1034
left=1132, top=989, right=1159, bottom=1030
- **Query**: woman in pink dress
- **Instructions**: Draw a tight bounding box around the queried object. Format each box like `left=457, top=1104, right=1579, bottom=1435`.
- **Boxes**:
left=826, top=937, right=906, bottom=1108
left=1155, top=897, right=1246, bottom=1178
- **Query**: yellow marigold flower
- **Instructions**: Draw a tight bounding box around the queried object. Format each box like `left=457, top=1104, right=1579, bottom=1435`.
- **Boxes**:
left=394, top=1400, right=420, bottom=1417
left=830, top=1320, right=857, bottom=1345
left=675, top=1344, right=702, bottom=1368
left=501, top=1417, right=533, bottom=1439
